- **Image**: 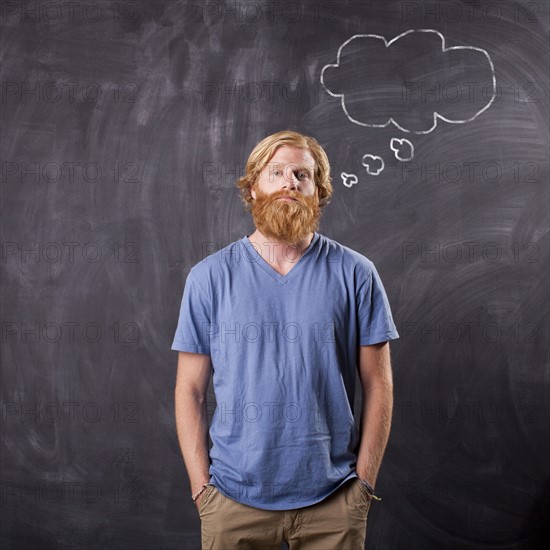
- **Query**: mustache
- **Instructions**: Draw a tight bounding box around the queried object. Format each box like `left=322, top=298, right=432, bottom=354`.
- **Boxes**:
left=260, top=190, right=307, bottom=204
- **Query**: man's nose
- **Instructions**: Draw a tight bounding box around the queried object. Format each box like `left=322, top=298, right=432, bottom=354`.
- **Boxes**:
left=283, top=169, right=299, bottom=187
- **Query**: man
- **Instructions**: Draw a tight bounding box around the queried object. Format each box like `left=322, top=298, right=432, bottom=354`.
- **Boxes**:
left=172, top=130, right=399, bottom=549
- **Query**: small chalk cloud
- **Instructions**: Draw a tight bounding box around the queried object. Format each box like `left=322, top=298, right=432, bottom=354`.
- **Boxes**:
left=341, top=172, right=359, bottom=188
left=321, top=29, right=496, bottom=134
left=361, top=155, right=385, bottom=176
left=390, top=137, right=414, bottom=161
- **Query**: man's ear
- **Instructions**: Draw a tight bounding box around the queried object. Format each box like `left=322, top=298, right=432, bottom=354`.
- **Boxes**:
left=250, top=183, right=257, bottom=201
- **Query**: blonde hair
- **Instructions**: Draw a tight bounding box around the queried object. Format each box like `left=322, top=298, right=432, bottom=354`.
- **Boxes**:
left=236, top=130, right=333, bottom=212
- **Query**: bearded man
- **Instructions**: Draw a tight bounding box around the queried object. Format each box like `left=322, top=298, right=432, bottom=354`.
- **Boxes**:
left=172, top=130, right=400, bottom=549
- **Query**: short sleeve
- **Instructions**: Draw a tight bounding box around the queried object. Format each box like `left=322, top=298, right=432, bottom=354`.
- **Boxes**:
left=356, top=261, right=399, bottom=346
left=171, top=268, right=212, bottom=354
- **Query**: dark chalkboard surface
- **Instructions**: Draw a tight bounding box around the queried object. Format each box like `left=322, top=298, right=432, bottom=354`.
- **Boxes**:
left=1, top=1, right=548, bottom=548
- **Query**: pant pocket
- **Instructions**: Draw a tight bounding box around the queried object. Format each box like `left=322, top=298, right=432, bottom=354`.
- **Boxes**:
left=355, top=479, right=373, bottom=509
left=198, top=484, right=217, bottom=516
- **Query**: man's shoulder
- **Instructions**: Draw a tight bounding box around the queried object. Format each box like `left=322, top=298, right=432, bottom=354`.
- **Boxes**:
left=188, top=236, right=247, bottom=278
left=318, top=233, right=375, bottom=272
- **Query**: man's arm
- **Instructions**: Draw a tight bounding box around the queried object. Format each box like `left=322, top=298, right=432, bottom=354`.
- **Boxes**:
left=355, top=341, right=394, bottom=489
left=174, top=351, right=213, bottom=509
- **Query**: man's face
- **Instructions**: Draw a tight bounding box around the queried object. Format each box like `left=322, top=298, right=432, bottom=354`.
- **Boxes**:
left=250, top=145, right=321, bottom=246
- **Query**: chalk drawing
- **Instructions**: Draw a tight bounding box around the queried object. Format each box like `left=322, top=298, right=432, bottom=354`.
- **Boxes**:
left=341, top=172, right=359, bottom=187
left=361, top=155, right=385, bottom=176
left=390, top=138, right=414, bottom=161
left=320, top=29, right=497, bottom=134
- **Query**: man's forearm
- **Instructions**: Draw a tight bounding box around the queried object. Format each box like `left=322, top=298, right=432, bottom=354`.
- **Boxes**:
left=355, top=382, right=393, bottom=488
left=174, top=386, right=211, bottom=495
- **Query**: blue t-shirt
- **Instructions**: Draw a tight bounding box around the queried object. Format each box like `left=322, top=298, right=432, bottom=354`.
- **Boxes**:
left=171, top=231, right=399, bottom=510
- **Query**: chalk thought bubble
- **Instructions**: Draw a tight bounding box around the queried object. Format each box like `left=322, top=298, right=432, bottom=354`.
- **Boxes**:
left=320, top=29, right=496, bottom=134
left=390, top=138, right=414, bottom=161
left=341, top=172, right=359, bottom=188
left=361, top=155, right=385, bottom=176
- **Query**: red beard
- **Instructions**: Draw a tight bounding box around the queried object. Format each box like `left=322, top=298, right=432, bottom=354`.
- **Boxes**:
left=250, top=187, right=322, bottom=246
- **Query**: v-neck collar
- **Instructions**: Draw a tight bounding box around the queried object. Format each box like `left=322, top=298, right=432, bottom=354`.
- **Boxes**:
left=241, top=232, right=320, bottom=286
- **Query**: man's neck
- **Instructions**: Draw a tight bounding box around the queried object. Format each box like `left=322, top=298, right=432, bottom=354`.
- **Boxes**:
left=247, top=230, right=314, bottom=266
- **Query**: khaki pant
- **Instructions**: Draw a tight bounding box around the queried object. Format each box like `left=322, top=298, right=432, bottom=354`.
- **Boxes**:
left=198, top=478, right=372, bottom=549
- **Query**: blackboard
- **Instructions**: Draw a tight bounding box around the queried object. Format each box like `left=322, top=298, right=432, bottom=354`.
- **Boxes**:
left=1, top=0, right=548, bottom=548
